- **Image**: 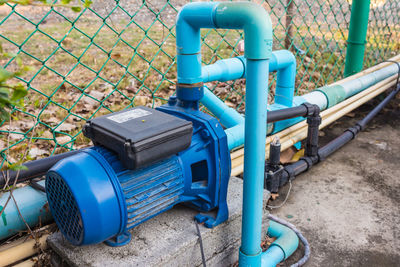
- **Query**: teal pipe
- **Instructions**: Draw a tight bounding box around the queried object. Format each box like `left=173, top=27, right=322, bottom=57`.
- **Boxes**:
left=176, top=2, right=219, bottom=85
left=202, top=55, right=398, bottom=143
left=202, top=56, right=246, bottom=83
left=212, top=2, right=273, bottom=265
left=0, top=181, right=52, bottom=240
left=201, top=50, right=296, bottom=107
left=201, top=50, right=296, bottom=149
left=240, top=59, right=269, bottom=261
left=344, top=0, right=371, bottom=77
left=202, top=87, right=244, bottom=128
left=261, top=220, right=299, bottom=266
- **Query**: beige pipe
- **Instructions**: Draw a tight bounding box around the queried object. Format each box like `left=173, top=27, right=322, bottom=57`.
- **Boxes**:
left=332, top=54, right=400, bottom=86
left=12, top=257, right=37, bottom=267
left=0, top=234, right=48, bottom=267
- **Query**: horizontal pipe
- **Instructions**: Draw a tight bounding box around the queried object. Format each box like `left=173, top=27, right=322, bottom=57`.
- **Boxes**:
left=202, top=56, right=246, bottom=83
left=231, top=74, right=398, bottom=176
left=1, top=69, right=396, bottom=242
left=319, top=83, right=400, bottom=161
left=202, top=52, right=399, bottom=145
left=0, top=234, right=48, bottom=266
left=0, top=150, right=80, bottom=188
left=202, top=50, right=296, bottom=150
left=267, top=105, right=308, bottom=123
left=267, top=82, right=400, bottom=192
left=0, top=180, right=52, bottom=240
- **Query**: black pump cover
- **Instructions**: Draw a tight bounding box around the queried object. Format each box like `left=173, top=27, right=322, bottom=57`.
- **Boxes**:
left=83, top=106, right=192, bottom=170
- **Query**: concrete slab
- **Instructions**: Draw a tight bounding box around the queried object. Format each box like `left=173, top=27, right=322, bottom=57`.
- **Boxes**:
left=48, top=177, right=270, bottom=267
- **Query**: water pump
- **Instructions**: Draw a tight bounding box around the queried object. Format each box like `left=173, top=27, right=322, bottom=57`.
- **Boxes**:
left=45, top=97, right=231, bottom=246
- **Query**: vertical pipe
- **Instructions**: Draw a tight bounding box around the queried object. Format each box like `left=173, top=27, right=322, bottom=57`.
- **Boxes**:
left=241, top=59, right=269, bottom=257
left=344, top=0, right=371, bottom=77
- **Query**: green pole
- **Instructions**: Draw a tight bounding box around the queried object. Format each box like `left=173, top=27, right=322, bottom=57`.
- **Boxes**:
left=344, top=0, right=371, bottom=77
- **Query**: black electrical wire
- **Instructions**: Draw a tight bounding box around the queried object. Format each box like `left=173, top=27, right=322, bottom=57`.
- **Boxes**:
left=194, top=220, right=207, bottom=267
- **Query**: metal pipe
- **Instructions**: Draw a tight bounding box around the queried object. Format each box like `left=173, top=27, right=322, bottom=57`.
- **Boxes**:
left=344, top=0, right=371, bottom=77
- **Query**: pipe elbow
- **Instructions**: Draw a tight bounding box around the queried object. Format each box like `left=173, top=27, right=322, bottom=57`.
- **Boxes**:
left=176, top=2, right=218, bottom=55
left=271, top=50, right=296, bottom=72
left=268, top=220, right=299, bottom=260
left=214, top=2, right=273, bottom=59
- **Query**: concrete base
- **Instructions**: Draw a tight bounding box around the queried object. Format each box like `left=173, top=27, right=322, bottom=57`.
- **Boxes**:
left=48, top=177, right=270, bottom=267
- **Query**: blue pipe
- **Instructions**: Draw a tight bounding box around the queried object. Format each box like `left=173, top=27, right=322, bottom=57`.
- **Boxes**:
left=202, top=52, right=399, bottom=142
left=201, top=50, right=296, bottom=149
left=202, top=56, right=246, bottom=83
left=262, top=220, right=299, bottom=266
left=0, top=181, right=52, bottom=240
left=176, top=2, right=219, bottom=85
left=177, top=2, right=275, bottom=265
left=240, top=59, right=269, bottom=261
left=202, top=87, right=244, bottom=128
left=201, top=50, right=296, bottom=107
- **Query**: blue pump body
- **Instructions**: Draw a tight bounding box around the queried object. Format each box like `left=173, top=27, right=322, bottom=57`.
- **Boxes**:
left=46, top=98, right=231, bottom=246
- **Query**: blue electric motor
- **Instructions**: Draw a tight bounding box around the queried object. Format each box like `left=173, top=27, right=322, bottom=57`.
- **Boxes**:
left=45, top=96, right=231, bottom=246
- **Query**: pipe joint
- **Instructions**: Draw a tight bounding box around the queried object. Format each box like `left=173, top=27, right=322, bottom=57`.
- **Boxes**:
left=267, top=220, right=299, bottom=260
left=214, top=2, right=273, bottom=60
left=301, top=102, right=320, bottom=117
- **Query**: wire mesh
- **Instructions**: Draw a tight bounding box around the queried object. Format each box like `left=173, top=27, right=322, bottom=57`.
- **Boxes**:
left=0, top=0, right=399, bottom=168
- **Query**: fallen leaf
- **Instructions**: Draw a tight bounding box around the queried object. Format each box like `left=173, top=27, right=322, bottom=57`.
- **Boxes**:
left=89, top=90, right=104, bottom=100
left=270, top=193, right=279, bottom=201
left=56, top=123, right=77, bottom=132
left=82, top=95, right=99, bottom=106
left=29, top=147, right=48, bottom=158
left=134, top=96, right=148, bottom=106
left=56, top=136, right=72, bottom=145
left=280, top=146, right=298, bottom=164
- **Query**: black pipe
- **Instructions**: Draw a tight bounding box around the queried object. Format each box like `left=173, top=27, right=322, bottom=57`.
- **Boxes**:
left=305, top=109, right=321, bottom=157
left=269, top=137, right=281, bottom=166
left=0, top=150, right=82, bottom=188
left=267, top=103, right=320, bottom=123
left=267, top=105, right=308, bottom=123
left=265, top=84, right=400, bottom=193
left=319, top=84, right=400, bottom=160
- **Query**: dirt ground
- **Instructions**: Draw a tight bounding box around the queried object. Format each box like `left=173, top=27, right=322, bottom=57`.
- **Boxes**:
left=270, top=95, right=400, bottom=267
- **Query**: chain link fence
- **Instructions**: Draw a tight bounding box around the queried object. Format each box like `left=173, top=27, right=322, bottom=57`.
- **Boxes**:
left=0, top=0, right=399, bottom=168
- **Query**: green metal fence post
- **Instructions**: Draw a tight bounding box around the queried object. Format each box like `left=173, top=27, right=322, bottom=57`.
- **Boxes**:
left=344, top=0, right=371, bottom=77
